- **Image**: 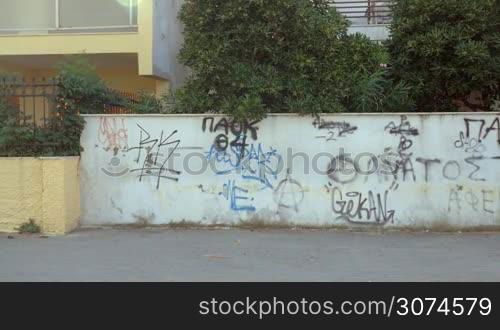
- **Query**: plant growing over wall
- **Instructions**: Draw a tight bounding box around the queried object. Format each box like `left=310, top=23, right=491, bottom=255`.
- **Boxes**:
left=54, top=56, right=128, bottom=115
left=1, top=58, right=121, bottom=156
left=388, top=0, right=500, bottom=112
left=174, top=0, right=401, bottom=120
left=1, top=57, right=173, bottom=157
left=44, top=56, right=114, bottom=156
left=131, top=91, right=164, bottom=114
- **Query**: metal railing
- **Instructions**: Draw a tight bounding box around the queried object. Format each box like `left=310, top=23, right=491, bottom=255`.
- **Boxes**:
left=0, top=76, right=138, bottom=156
left=0, top=77, right=58, bottom=129
left=0, top=0, right=138, bottom=34
left=330, top=0, right=392, bottom=25
left=0, top=76, right=137, bottom=130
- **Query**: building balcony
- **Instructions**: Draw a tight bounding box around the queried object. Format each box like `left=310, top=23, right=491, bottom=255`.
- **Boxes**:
left=0, top=0, right=188, bottom=93
left=330, top=0, right=392, bottom=41
left=0, top=0, right=138, bottom=34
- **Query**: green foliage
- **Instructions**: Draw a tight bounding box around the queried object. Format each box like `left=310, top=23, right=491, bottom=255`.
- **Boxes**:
left=131, top=91, right=164, bottom=114
left=388, top=0, right=500, bottom=112
left=0, top=98, right=47, bottom=156
left=1, top=57, right=115, bottom=157
left=55, top=56, right=128, bottom=114
left=348, top=70, right=415, bottom=113
left=17, top=219, right=41, bottom=234
left=174, top=0, right=394, bottom=120
left=492, top=98, right=500, bottom=111
left=1, top=56, right=170, bottom=157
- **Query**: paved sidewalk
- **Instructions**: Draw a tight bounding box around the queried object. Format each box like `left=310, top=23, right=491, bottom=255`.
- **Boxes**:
left=1, top=228, right=499, bottom=282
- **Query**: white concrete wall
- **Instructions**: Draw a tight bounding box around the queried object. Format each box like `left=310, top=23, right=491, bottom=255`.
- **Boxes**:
left=80, top=113, right=500, bottom=228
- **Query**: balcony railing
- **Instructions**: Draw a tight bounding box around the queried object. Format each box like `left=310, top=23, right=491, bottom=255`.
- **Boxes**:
left=330, top=0, right=392, bottom=26
left=0, top=0, right=138, bottom=34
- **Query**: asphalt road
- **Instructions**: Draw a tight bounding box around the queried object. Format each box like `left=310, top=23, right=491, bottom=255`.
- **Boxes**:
left=1, top=228, right=499, bottom=282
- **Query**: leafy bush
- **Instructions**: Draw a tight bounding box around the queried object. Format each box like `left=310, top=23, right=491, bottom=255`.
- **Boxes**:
left=173, top=0, right=396, bottom=120
left=0, top=98, right=45, bottom=156
left=1, top=58, right=116, bottom=156
left=131, top=91, right=164, bottom=114
left=55, top=56, right=128, bottom=114
left=347, top=70, right=415, bottom=113
left=388, top=0, right=500, bottom=112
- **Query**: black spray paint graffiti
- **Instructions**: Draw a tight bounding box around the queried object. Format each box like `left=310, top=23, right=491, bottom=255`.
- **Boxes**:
left=383, top=115, right=419, bottom=185
left=273, top=169, right=305, bottom=212
left=406, top=156, right=498, bottom=183
left=202, top=117, right=262, bottom=162
left=448, top=186, right=496, bottom=215
left=460, top=117, right=500, bottom=145
left=128, top=124, right=181, bottom=189
left=313, top=116, right=358, bottom=142
left=454, top=132, right=486, bottom=154
left=331, top=186, right=396, bottom=226
left=326, top=115, right=499, bottom=186
left=202, top=117, right=260, bottom=141
left=326, top=155, right=359, bottom=184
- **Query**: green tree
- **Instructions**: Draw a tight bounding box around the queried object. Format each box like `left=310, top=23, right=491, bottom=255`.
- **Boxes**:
left=388, top=0, right=500, bottom=112
left=174, top=0, right=396, bottom=120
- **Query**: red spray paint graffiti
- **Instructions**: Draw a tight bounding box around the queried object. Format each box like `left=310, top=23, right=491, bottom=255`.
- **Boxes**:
left=98, top=118, right=129, bottom=151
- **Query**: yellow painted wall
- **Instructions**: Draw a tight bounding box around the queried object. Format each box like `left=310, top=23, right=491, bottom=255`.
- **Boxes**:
left=0, top=33, right=139, bottom=56
left=0, top=64, right=163, bottom=94
left=0, top=157, right=81, bottom=235
left=0, top=1, right=157, bottom=79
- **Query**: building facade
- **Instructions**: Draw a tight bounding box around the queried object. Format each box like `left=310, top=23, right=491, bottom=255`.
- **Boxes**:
left=0, top=0, right=390, bottom=97
left=0, top=0, right=188, bottom=95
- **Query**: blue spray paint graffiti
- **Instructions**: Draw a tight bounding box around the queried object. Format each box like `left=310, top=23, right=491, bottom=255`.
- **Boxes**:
left=206, top=137, right=283, bottom=190
left=202, top=117, right=283, bottom=212
left=219, top=180, right=256, bottom=212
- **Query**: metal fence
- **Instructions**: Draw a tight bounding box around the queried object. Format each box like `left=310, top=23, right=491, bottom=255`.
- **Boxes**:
left=0, top=76, right=138, bottom=156
left=330, top=0, right=392, bottom=25
left=0, top=76, right=137, bottom=127
left=0, top=76, right=58, bottom=129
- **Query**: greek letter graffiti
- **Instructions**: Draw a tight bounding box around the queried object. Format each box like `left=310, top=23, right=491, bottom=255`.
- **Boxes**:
left=463, top=117, right=500, bottom=144
left=202, top=117, right=260, bottom=140
left=448, top=187, right=496, bottom=215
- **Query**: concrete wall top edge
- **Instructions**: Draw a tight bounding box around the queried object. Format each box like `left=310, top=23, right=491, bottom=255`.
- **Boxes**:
left=82, top=112, right=500, bottom=118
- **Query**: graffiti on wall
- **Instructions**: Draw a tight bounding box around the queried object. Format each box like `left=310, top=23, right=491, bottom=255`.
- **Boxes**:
left=201, top=117, right=287, bottom=212
left=86, top=114, right=500, bottom=227
left=317, top=115, right=500, bottom=225
left=313, top=116, right=358, bottom=142
left=127, top=124, right=182, bottom=189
